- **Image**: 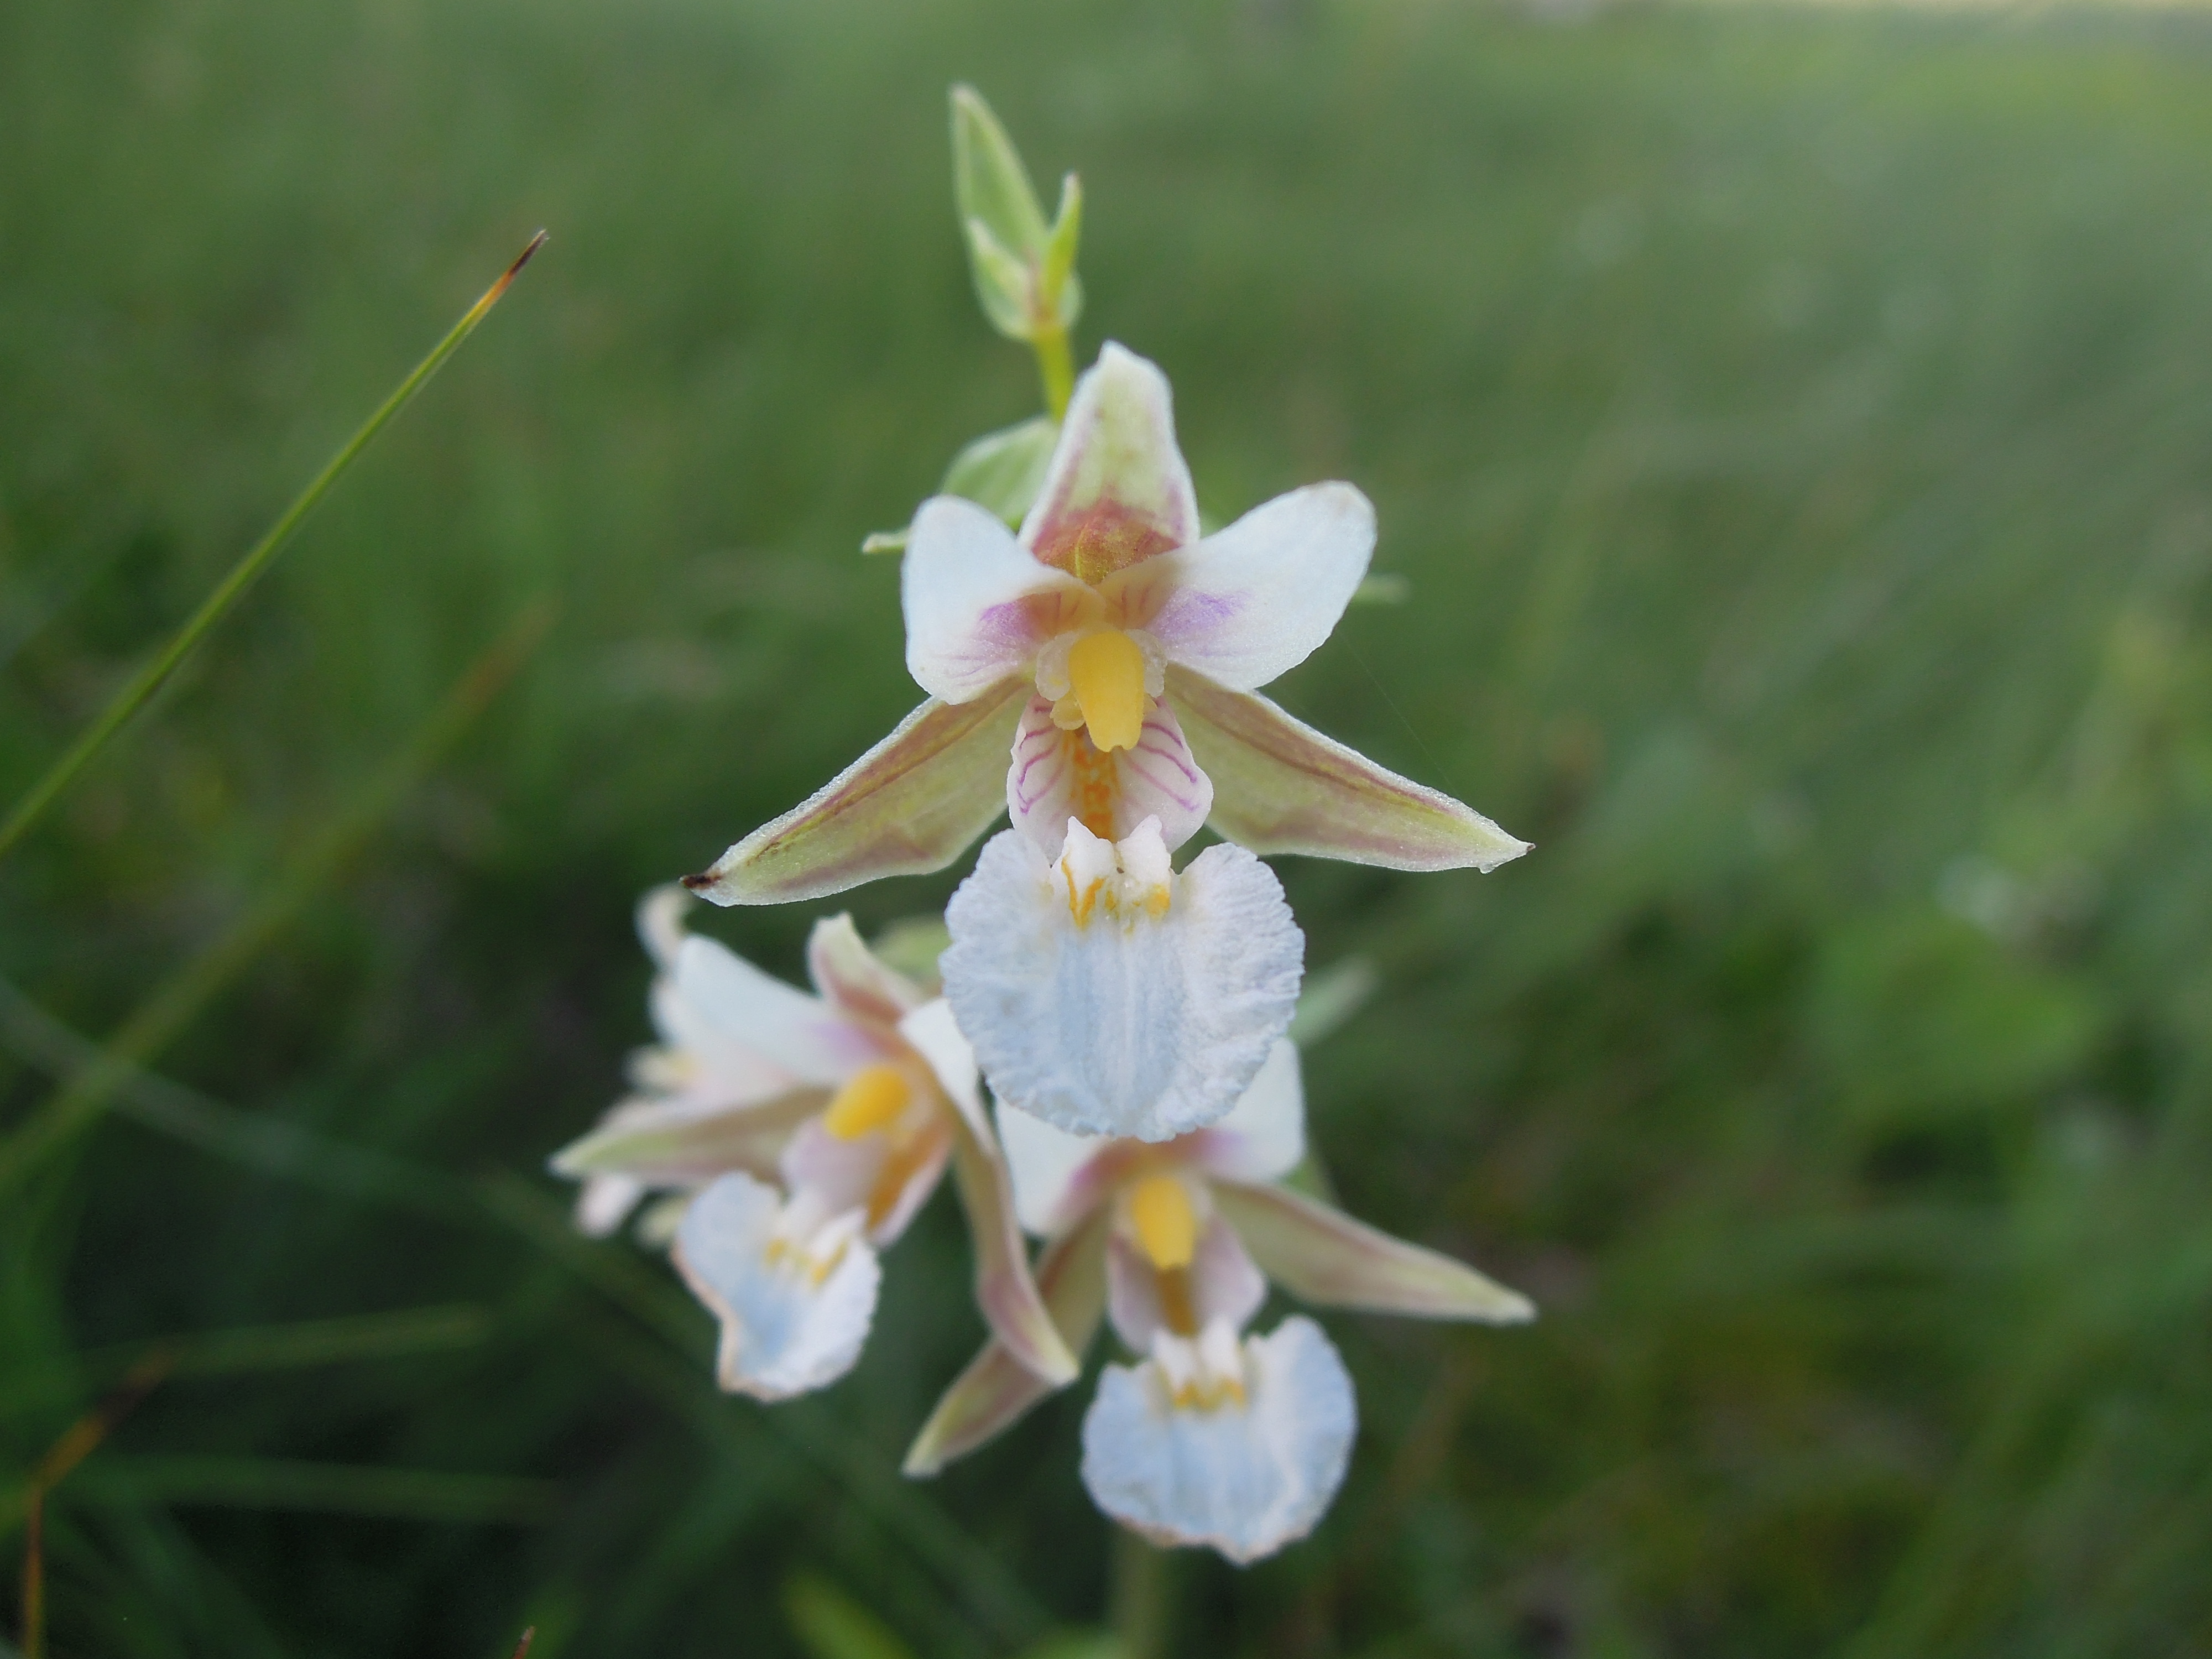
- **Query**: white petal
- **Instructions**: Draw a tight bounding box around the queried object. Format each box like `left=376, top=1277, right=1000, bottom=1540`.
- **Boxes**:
left=995, top=1102, right=1112, bottom=1238
left=1105, top=1217, right=1267, bottom=1352
left=637, top=885, right=693, bottom=973
left=676, top=935, right=883, bottom=1087
left=1105, top=483, right=1373, bottom=692
left=895, top=999, right=985, bottom=1138
left=904, top=495, right=1093, bottom=703
left=671, top=1172, right=882, bottom=1401
left=942, top=831, right=1303, bottom=1141
left=1188, top=1038, right=1306, bottom=1187
left=1080, top=1316, right=1356, bottom=1564
left=574, top=1174, right=646, bottom=1238
left=1006, top=693, right=1212, bottom=857
left=644, top=977, right=802, bottom=1109
left=1020, top=342, right=1200, bottom=581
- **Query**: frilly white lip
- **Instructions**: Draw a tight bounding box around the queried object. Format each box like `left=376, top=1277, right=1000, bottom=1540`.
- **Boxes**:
left=942, top=822, right=1303, bottom=1141
left=1080, top=1314, right=1355, bottom=1564
left=673, top=1172, right=883, bottom=1402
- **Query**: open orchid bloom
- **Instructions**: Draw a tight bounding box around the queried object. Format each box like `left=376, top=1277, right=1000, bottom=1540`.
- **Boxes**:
left=904, top=1037, right=1533, bottom=1564
left=551, top=888, right=1073, bottom=1401
left=940, top=816, right=1303, bottom=1141
left=685, top=342, right=1528, bottom=907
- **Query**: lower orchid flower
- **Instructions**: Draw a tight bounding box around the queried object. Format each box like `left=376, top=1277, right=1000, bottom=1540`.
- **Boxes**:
left=551, top=888, right=1074, bottom=1400
left=902, top=1035, right=1533, bottom=1564
left=940, top=815, right=1302, bottom=1141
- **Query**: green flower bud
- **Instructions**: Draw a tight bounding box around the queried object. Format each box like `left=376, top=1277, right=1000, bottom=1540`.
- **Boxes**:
left=950, top=85, right=1083, bottom=343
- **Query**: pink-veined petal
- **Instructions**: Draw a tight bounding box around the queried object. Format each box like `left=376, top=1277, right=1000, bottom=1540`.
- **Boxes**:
left=1006, top=693, right=1213, bottom=856
left=1021, top=343, right=1199, bottom=582
left=686, top=682, right=1029, bottom=906
left=1167, top=667, right=1530, bottom=873
left=1211, top=1181, right=1535, bottom=1324
left=1109, top=483, right=1373, bottom=691
left=1105, top=1216, right=1267, bottom=1352
left=904, top=496, right=1093, bottom=703
left=806, top=914, right=927, bottom=1030
left=1187, top=1039, right=1306, bottom=1187
left=903, top=1212, right=1110, bottom=1477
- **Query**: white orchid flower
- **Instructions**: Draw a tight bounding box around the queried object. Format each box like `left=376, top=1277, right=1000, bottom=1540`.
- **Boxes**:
left=902, top=1038, right=1533, bottom=1565
left=939, top=815, right=1302, bottom=1141
left=550, top=888, right=1074, bottom=1400
left=685, top=342, right=1527, bottom=907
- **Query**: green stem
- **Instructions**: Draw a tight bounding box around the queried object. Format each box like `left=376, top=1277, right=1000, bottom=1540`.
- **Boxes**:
left=1110, top=1527, right=1172, bottom=1659
left=1034, top=323, right=1074, bottom=422
left=0, top=600, right=552, bottom=1198
left=0, top=231, right=546, bottom=868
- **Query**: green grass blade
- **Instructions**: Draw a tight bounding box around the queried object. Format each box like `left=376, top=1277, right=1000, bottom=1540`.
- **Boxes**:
left=0, top=231, right=546, bottom=867
left=0, top=1306, right=493, bottom=1418
left=785, top=1573, right=920, bottom=1659
left=0, top=601, right=553, bottom=1196
left=1, top=1458, right=556, bottom=1535
left=0, top=975, right=472, bottom=1219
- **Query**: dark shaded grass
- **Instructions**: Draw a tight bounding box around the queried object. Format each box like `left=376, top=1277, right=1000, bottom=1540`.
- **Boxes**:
left=7, top=0, right=2212, bottom=1653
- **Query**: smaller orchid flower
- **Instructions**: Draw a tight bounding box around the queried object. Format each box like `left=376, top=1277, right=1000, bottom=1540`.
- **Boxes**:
left=940, top=815, right=1302, bottom=1142
left=685, top=342, right=1526, bottom=909
left=903, top=1039, right=1532, bottom=1565
left=550, top=888, right=1074, bottom=1400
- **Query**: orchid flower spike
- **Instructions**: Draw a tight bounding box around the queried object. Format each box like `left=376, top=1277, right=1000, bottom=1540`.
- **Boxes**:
left=551, top=888, right=1074, bottom=1400
left=903, top=1036, right=1533, bottom=1565
left=685, top=342, right=1528, bottom=908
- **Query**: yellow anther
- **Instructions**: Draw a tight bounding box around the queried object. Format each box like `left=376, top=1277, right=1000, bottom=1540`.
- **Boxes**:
left=1067, top=629, right=1147, bottom=753
left=822, top=1063, right=911, bottom=1140
left=1129, top=1175, right=1197, bottom=1270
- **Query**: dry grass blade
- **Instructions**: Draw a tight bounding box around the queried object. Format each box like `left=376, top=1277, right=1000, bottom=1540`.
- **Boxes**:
left=17, top=1352, right=172, bottom=1659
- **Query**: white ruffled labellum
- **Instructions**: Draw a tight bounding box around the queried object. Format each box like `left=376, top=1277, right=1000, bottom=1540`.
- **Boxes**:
left=943, top=821, right=1303, bottom=1141
left=672, top=1172, right=882, bottom=1402
left=1080, top=1314, right=1355, bottom=1564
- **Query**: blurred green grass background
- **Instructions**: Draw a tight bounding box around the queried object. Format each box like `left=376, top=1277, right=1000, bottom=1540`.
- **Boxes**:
left=7, top=0, right=2212, bottom=1653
